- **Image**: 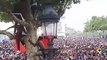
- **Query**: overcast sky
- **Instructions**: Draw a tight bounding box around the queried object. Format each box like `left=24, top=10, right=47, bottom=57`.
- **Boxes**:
left=61, top=0, right=107, bottom=32
left=0, top=0, right=107, bottom=32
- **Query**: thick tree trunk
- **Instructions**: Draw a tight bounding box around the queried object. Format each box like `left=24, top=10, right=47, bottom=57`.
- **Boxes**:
left=25, top=22, right=40, bottom=60
left=17, top=0, right=40, bottom=60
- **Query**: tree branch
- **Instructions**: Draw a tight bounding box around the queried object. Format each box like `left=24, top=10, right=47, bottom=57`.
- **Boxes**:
left=5, top=25, right=14, bottom=31
left=7, top=11, right=29, bottom=26
left=57, top=7, right=65, bottom=17
left=32, top=20, right=41, bottom=27
left=0, top=30, right=14, bottom=40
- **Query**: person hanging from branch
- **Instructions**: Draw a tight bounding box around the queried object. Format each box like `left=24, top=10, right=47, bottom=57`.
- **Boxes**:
left=13, top=14, right=27, bottom=50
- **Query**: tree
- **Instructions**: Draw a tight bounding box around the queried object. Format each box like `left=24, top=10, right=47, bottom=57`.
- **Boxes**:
left=0, top=0, right=80, bottom=60
left=84, top=16, right=107, bottom=32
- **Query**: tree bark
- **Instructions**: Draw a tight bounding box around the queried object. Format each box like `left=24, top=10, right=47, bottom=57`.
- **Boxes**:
left=15, top=0, right=40, bottom=60
left=25, top=22, right=40, bottom=60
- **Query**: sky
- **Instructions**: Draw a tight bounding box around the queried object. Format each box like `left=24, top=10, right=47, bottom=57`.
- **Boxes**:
left=0, top=0, right=107, bottom=32
left=61, top=0, right=107, bottom=32
left=0, top=22, right=13, bottom=32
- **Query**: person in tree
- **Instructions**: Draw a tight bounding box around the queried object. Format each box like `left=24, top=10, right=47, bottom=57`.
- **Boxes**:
left=14, top=22, right=27, bottom=50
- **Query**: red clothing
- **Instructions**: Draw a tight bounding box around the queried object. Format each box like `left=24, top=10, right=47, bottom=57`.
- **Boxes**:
left=13, top=39, right=26, bottom=53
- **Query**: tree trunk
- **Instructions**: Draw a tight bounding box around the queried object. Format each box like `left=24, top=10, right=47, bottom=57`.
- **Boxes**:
left=18, top=0, right=40, bottom=60
left=25, top=22, right=40, bottom=60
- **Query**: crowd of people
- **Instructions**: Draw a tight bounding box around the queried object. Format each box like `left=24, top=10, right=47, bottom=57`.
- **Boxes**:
left=0, top=40, right=26, bottom=60
left=53, top=37, right=107, bottom=60
left=0, top=36, right=107, bottom=60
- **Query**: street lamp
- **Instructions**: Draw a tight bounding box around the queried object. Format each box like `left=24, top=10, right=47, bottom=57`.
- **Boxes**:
left=39, top=3, right=60, bottom=38
left=38, top=2, right=60, bottom=60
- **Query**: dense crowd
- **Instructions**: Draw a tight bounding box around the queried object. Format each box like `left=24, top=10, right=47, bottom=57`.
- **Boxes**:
left=53, top=37, right=107, bottom=60
left=0, top=40, right=26, bottom=60
left=0, top=36, right=107, bottom=60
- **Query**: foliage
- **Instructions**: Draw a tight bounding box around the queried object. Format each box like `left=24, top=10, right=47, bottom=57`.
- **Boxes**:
left=84, top=16, right=107, bottom=32
left=0, top=0, right=18, bottom=22
left=0, top=12, right=13, bottom=23
left=0, top=0, right=80, bottom=23
left=0, top=0, right=16, bottom=12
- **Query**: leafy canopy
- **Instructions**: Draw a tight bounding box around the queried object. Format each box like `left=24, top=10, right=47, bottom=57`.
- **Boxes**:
left=84, top=16, right=107, bottom=32
left=0, top=0, right=80, bottom=22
